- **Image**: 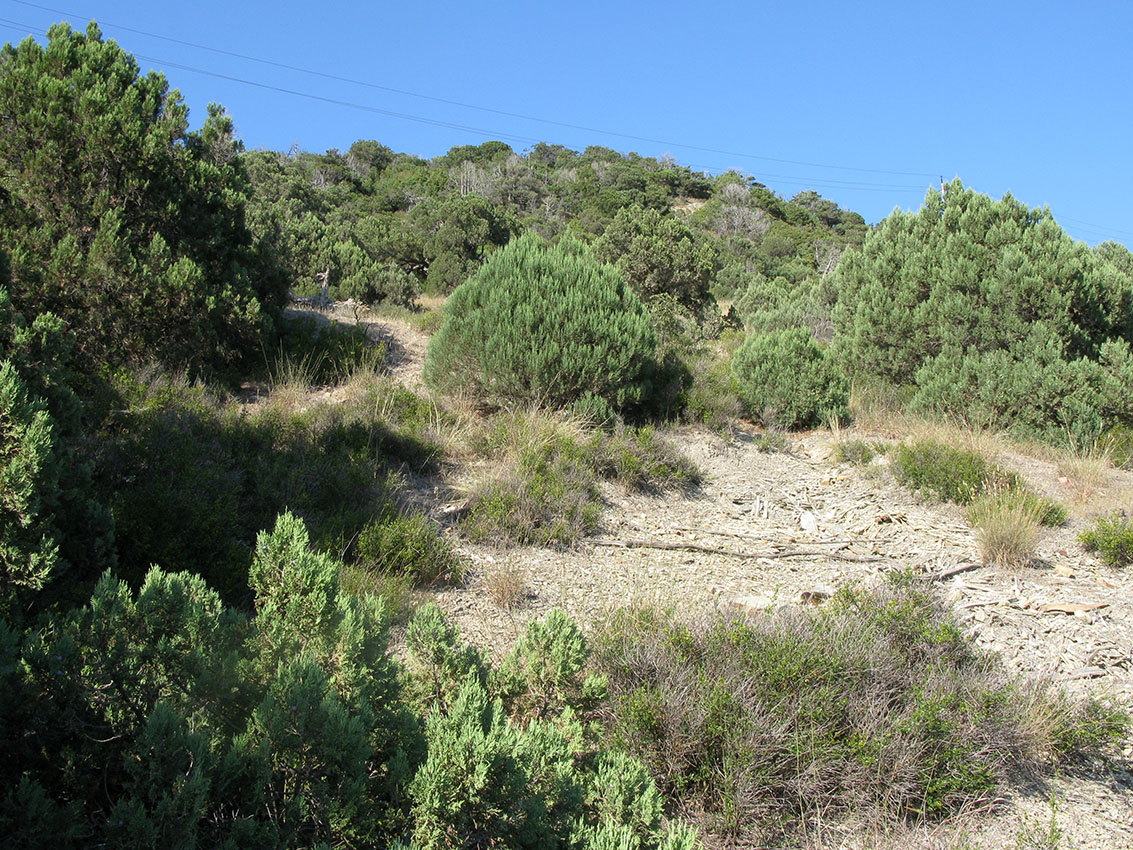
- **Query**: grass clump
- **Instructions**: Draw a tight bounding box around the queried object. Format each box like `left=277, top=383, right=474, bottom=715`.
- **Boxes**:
left=966, top=486, right=1044, bottom=568
left=594, top=582, right=1126, bottom=844
left=272, top=313, right=384, bottom=386
left=462, top=411, right=698, bottom=547
left=893, top=438, right=1065, bottom=526
left=1103, top=423, right=1133, bottom=469
left=1056, top=442, right=1112, bottom=502
left=1079, top=513, right=1133, bottom=567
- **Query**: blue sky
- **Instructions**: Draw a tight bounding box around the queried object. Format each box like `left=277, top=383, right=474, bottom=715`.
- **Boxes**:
left=3, top=0, right=1131, bottom=246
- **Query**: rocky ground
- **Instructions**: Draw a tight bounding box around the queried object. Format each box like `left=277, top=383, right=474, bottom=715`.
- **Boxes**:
left=318, top=303, right=1133, bottom=848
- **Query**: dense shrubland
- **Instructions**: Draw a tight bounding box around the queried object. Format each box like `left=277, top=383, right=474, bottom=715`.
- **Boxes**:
left=2, top=19, right=1132, bottom=850
left=832, top=181, right=1133, bottom=446
left=594, top=578, right=1125, bottom=843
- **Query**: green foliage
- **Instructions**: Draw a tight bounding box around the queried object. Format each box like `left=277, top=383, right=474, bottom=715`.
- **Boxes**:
left=403, top=604, right=698, bottom=850
left=0, top=23, right=284, bottom=375
left=832, top=181, right=1133, bottom=445
left=0, top=360, right=60, bottom=619
left=1079, top=514, right=1133, bottom=567
left=494, top=609, right=608, bottom=729
left=407, top=194, right=521, bottom=294
left=593, top=206, right=718, bottom=312
left=462, top=412, right=698, bottom=547
left=0, top=285, right=114, bottom=617
left=2, top=516, right=423, bottom=846
left=403, top=602, right=490, bottom=718
left=94, top=369, right=441, bottom=601
left=731, top=326, right=849, bottom=429
left=893, top=440, right=999, bottom=504
left=424, top=232, right=657, bottom=411
left=356, top=510, right=462, bottom=586
left=892, top=439, right=1065, bottom=525
left=594, top=584, right=1124, bottom=841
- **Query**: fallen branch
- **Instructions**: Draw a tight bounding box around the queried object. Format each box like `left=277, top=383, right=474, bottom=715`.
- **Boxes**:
left=670, top=525, right=855, bottom=548
left=588, top=537, right=882, bottom=562
left=922, top=562, right=983, bottom=581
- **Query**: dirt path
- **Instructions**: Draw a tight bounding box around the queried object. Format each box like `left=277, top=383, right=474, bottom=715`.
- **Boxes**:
left=307, top=303, right=1133, bottom=848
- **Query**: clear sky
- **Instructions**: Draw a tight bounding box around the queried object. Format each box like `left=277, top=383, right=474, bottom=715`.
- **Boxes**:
left=2, top=0, right=1131, bottom=246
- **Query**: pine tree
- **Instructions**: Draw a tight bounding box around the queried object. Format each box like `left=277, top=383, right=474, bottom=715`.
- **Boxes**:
left=424, top=232, right=657, bottom=410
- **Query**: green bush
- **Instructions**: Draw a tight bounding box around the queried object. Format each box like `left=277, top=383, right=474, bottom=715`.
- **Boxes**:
left=892, top=439, right=1065, bottom=526
left=0, top=23, right=285, bottom=376
left=461, top=412, right=699, bottom=547
left=402, top=604, right=701, bottom=850
left=832, top=181, right=1133, bottom=446
left=593, top=583, right=1125, bottom=841
left=2, top=514, right=423, bottom=847
left=893, top=440, right=997, bottom=504
left=356, top=511, right=462, bottom=586
left=423, top=231, right=657, bottom=411
left=731, top=326, right=848, bottom=429
left=1079, top=514, right=1133, bottom=567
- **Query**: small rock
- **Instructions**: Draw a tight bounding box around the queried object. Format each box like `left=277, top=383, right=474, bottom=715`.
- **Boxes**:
left=798, top=584, right=835, bottom=605
left=800, top=511, right=819, bottom=534
left=730, top=594, right=776, bottom=614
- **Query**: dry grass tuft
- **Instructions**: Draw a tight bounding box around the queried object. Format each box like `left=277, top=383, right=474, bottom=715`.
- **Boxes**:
left=967, top=486, right=1044, bottom=569
left=482, top=561, right=530, bottom=611
left=1056, top=442, right=1111, bottom=503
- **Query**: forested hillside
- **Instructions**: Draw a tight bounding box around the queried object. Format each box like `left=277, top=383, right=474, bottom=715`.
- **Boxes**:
left=2, top=20, right=1132, bottom=850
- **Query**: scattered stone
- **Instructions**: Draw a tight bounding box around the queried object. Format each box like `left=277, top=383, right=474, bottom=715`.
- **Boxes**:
left=798, top=584, right=835, bottom=604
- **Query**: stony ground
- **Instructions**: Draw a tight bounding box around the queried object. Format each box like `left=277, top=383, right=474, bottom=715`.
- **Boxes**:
left=318, top=303, right=1133, bottom=849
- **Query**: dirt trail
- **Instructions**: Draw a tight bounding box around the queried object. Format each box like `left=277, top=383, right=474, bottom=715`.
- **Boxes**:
left=305, top=304, right=1133, bottom=848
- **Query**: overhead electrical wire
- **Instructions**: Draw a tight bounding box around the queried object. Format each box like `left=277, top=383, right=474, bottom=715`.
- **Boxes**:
left=9, top=0, right=937, bottom=180
left=3, top=14, right=1128, bottom=241
left=0, top=15, right=930, bottom=196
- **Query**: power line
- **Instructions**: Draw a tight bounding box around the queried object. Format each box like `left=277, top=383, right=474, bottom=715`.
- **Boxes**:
left=0, top=16, right=928, bottom=197
left=9, top=0, right=938, bottom=180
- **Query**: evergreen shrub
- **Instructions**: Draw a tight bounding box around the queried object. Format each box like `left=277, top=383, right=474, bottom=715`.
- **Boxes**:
left=832, top=181, right=1133, bottom=446
left=423, top=232, right=657, bottom=411
left=1079, top=514, right=1133, bottom=567
left=593, top=582, right=1126, bottom=842
left=730, top=326, right=848, bottom=429
left=892, top=439, right=1065, bottom=525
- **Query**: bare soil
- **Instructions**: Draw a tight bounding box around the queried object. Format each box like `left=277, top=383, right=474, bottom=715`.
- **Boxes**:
left=313, top=303, right=1133, bottom=849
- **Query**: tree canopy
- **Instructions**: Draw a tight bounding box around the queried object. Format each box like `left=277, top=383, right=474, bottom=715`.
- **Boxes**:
left=423, top=232, right=657, bottom=411
left=0, top=22, right=285, bottom=375
left=831, top=180, right=1133, bottom=442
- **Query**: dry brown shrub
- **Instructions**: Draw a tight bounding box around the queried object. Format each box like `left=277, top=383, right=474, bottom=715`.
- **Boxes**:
left=483, top=561, right=529, bottom=611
